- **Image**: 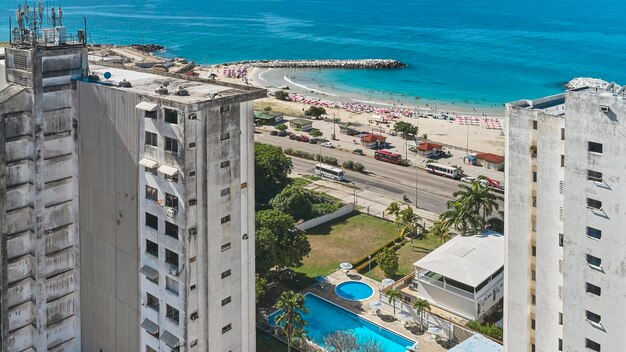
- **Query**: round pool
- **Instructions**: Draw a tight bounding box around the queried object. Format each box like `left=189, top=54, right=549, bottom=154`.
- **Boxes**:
left=335, top=281, right=374, bottom=301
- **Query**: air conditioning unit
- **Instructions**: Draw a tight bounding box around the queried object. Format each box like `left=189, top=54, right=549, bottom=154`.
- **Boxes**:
left=168, top=265, right=179, bottom=275
left=190, top=312, right=199, bottom=321
left=600, top=105, right=609, bottom=112
left=165, top=207, right=177, bottom=218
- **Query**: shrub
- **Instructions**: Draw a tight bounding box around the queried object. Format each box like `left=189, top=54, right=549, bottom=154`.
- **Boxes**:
left=275, top=90, right=289, bottom=101
left=353, top=162, right=365, bottom=172
left=342, top=160, right=355, bottom=170
left=275, top=123, right=287, bottom=131
left=467, top=321, right=503, bottom=341
left=311, top=202, right=343, bottom=217
left=377, top=247, right=399, bottom=277
left=263, top=106, right=272, bottom=112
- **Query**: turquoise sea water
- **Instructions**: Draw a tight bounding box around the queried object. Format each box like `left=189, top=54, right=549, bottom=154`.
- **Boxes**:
left=268, top=293, right=414, bottom=352
left=2, top=0, right=626, bottom=106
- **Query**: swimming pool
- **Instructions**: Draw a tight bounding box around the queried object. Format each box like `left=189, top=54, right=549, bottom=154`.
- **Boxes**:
left=335, top=281, right=375, bottom=301
left=269, top=293, right=415, bottom=352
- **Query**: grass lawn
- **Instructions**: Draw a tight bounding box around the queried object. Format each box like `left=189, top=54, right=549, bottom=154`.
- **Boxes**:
left=366, top=235, right=443, bottom=282
left=288, top=213, right=399, bottom=290
left=289, top=177, right=312, bottom=188
left=256, top=329, right=287, bottom=352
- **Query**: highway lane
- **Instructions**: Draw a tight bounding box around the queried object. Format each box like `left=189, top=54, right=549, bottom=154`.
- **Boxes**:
left=255, top=132, right=465, bottom=213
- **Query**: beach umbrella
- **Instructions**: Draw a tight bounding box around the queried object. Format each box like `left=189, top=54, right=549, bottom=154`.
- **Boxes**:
left=427, top=325, right=444, bottom=337
left=382, top=278, right=395, bottom=288
left=370, top=301, right=383, bottom=315
left=398, top=311, right=414, bottom=325
left=340, top=262, right=353, bottom=270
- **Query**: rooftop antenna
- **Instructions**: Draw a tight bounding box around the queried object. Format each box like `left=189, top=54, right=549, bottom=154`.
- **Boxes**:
left=58, top=6, right=63, bottom=26
left=51, top=6, right=56, bottom=28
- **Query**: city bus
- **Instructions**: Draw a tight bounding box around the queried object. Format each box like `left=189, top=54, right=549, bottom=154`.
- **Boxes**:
left=314, top=163, right=345, bottom=181
left=374, top=150, right=402, bottom=165
left=426, top=162, right=462, bottom=179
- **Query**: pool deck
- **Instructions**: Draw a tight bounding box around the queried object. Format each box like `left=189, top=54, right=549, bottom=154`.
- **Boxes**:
left=305, top=270, right=448, bottom=352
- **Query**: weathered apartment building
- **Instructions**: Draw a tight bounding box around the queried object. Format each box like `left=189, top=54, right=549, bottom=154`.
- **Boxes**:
left=505, top=86, right=626, bottom=352
left=0, top=11, right=264, bottom=352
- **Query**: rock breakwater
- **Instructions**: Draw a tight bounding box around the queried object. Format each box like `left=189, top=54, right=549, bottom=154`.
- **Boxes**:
left=222, top=59, right=406, bottom=69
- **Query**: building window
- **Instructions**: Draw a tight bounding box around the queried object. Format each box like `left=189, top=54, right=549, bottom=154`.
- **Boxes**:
left=145, top=131, right=158, bottom=147
left=165, top=221, right=178, bottom=239
left=222, top=296, right=232, bottom=306
left=221, top=215, right=231, bottom=224
left=588, top=141, right=603, bottom=154
left=531, top=270, right=536, bottom=281
left=165, top=193, right=178, bottom=210
left=586, top=310, right=601, bottom=324
left=586, top=338, right=601, bottom=352
left=587, top=170, right=603, bottom=182
left=222, top=324, right=232, bottom=334
left=531, top=319, right=535, bottom=330
left=221, top=242, right=231, bottom=252
left=221, top=269, right=231, bottom=279
left=190, top=284, right=196, bottom=291
left=559, top=233, right=564, bottom=247
left=145, top=110, right=157, bottom=119
left=586, top=227, right=602, bottom=240
left=165, top=249, right=179, bottom=268
left=558, top=339, right=563, bottom=351
left=146, top=292, right=159, bottom=312
left=532, top=196, right=536, bottom=207
left=146, top=239, right=158, bottom=257
left=166, top=304, right=179, bottom=325
left=586, top=198, right=602, bottom=210
left=166, top=277, right=179, bottom=296
left=532, top=171, right=537, bottom=183
left=189, top=171, right=196, bottom=177
left=560, top=155, right=564, bottom=167
left=221, top=188, right=230, bottom=197
left=220, top=132, right=231, bottom=141
left=531, top=246, right=536, bottom=257
left=531, top=294, right=536, bottom=305
left=532, top=120, right=537, bottom=129
left=586, top=254, right=602, bottom=268
left=164, top=108, right=178, bottom=124
left=188, top=142, right=196, bottom=149
left=145, top=213, right=158, bottom=230
left=146, top=186, right=158, bottom=201
left=586, top=283, right=601, bottom=296
left=189, top=228, right=197, bottom=236
left=561, top=128, right=565, bottom=140
left=531, top=344, right=535, bottom=352
left=220, top=160, right=230, bottom=169
left=165, top=137, right=179, bottom=153
left=189, top=199, right=197, bottom=206
left=559, top=312, right=563, bottom=325
left=146, top=345, right=157, bottom=352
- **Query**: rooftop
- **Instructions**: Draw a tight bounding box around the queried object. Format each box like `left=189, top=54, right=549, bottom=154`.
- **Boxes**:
left=414, top=231, right=504, bottom=287
left=361, top=134, right=387, bottom=142
left=417, top=142, right=443, bottom=151
left=448, top=334, right=502, bottom=352
left=475, top=152, right=505, bottom=164
left=86, top=64, right=265, bottom=104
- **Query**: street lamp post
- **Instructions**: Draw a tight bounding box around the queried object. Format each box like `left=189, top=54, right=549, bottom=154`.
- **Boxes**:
left=368, top=255, right=372, bottom=275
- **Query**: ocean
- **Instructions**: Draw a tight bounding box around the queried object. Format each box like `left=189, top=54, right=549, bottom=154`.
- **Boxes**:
left=2, top=0, right=626, bottom=108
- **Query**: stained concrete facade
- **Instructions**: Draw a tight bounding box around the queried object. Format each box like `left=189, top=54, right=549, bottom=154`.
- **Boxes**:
left=0, top=45, right=88, bottom=351
left=505, top=88, right=626, bottom=352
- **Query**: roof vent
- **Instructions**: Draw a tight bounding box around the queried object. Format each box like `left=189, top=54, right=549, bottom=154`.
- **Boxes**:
left=174, top=85, right=189, bottom=96
left=118, top=79, right=132, bottom=88
left=155, top=85, right=169, bottom=95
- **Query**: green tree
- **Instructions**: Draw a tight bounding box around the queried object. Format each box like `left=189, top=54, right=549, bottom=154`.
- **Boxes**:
left=377, top=248, right=399, bottom=278
left=453, top=181, right=500, bottom=224
left=275, top=291, right=309, bottom=352
left=255, top=210, right=311, bottom=275
left=441, top=200, right=484, bottom=236
left=385, top=202, right=401, bottom=218
left=393, top=121, right=418, bottom=139
left=428, top=219, right=451, bottom=244
left=486, top=217, right=504, bottom=232
left=269, top=186, right=313, bottom=221
left=255, top=143, right=293, bottom=204
left=255, top=275, right=268, bottom=302
left=386, top=289, right=402, bottom=317
left=412, top=298, right=431, bottom=331
left=275, top=90, right=290, bottom=101
left=275, top=123, right=288, bottom=131
left=309, top=129, right=323, bottom=138
left=353, top=162, right=365, bottom=173
left=304, top=106, right=327, bottom=119
left=396, top=206, right=424, bottom=238
left=263, top=105, right=272, bottom=112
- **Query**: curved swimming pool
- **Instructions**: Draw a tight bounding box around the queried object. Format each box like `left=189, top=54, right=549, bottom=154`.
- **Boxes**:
left=335, top=281, right=374, bottom=301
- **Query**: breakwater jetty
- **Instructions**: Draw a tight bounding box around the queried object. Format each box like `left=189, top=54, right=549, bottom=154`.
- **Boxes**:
left=221, top=59, right=407, bottom=69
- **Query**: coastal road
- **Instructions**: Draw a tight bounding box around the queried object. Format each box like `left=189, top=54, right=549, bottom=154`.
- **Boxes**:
left=255, top=132, right=467, bottom=214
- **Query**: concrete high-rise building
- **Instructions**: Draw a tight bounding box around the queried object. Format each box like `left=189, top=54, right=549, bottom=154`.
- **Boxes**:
left=1, top=5, right=264, bottom=352
left=504, top=86, right=626, bottom=352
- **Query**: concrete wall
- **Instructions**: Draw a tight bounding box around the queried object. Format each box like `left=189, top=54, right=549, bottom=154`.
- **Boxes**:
left=295, top=203, right=355, bottom=231
left=77, top=82, right=140, bottom=352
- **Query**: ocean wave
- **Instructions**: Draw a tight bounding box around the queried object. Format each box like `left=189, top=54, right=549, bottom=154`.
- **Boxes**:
left=351, top=99, right=398, bottom=107
left=283, top=76, right=337, bottom=97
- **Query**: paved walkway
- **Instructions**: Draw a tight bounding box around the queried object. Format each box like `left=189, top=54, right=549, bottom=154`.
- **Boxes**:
left=305, top=270, right=447, bottom=352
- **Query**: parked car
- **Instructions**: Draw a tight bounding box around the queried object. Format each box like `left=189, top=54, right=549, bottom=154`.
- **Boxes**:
left=308, top=138, right=317, bottom=144
left=270, top=130, right=278, bottom=136
left=277, top=130, right=288, bottom=137
left=461, top=176, right=476, bottom=183
left=300, top=136, right=309, bottom=142
left=352, top=149, right=364, bottom=155
left=321, top=142, right=334, bottom=148
left=290, top=134, right=303, bottom=141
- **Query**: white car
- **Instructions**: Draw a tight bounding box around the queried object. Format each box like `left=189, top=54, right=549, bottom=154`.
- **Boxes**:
left=461, top=176, right=476, bottom=183
left=321, top=142, right=334, bottom=148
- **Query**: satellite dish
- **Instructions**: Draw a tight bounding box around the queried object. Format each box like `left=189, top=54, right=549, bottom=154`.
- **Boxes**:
left=103, top=72, right=112, bottom=80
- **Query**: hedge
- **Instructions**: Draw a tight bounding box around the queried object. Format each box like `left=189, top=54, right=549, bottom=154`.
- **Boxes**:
left=284, top=148, right=339, bottom=166
left=466, top=321, right=503, bottom=341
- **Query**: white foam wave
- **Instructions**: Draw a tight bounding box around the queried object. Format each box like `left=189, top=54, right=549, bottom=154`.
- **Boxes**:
left=351, top=99, right=398, bottom=107
left=283, top=75, right=337, bottom=97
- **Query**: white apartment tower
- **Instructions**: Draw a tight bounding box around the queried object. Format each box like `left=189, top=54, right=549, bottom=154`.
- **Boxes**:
left=505, top=86, right=626, bottom=352
left=1, top=5, right=265, bottom=352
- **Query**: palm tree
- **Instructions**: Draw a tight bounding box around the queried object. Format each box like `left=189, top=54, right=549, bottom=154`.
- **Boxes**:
left=289, top=327, right=310, bottom=351
left=441, top=200, right=484, bottom=236
left=396, top=206, right=424, bottom=239
left=386, top=289, right=402, bottom=317
left=453, top=182, right=500, bottom=225
left=412, top=298, right=431, bottom=332
left=275, top=291, right=309, bottom=352
left=428, top=219, right=451, bottom=243
left=385, top=202, right=401, bottom=219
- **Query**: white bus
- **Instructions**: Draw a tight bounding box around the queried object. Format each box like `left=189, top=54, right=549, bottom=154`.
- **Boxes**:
left=315, top=163, right=345, bottom=181
left=426, top=162, right=461, bottom=179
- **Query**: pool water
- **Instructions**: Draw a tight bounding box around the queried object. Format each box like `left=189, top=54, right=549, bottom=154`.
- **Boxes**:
left=269, top=293, right=414, bottom=352
left=335, top=281, right=375, bottom=301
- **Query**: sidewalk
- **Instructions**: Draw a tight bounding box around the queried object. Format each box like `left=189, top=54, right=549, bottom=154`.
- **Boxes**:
left=303, top=179, right=440, bottom=225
